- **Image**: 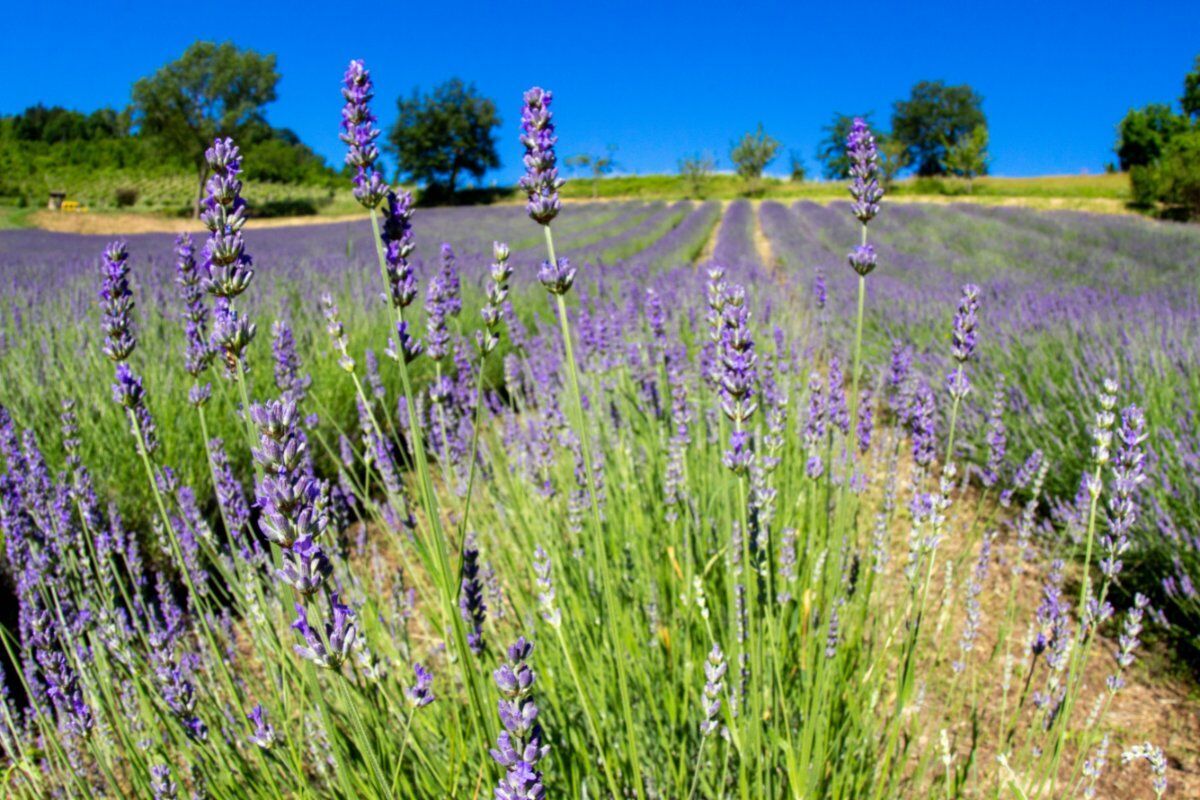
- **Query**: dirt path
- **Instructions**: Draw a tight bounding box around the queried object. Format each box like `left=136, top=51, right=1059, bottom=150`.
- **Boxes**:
left=751, top=200, right=775, bottom=270
left=694, top=200, right=727, bottom=266
left=26, top=209, right=369, bottom=235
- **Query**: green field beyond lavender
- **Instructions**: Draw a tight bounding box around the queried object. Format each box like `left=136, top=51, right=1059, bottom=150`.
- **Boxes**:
left=1, top=75, right=1198, bottom=799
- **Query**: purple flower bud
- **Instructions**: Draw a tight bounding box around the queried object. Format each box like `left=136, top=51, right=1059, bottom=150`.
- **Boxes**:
left=848, top=244, right=877, bottom=276
left=247, top=703, right=276, bottom=750
left=538, top=257, right=576, bottom=296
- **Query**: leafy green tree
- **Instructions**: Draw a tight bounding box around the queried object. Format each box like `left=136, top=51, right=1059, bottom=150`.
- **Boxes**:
left=1182, top=54, right=1200, bottom=120
left=890, top=81, right=986, bottom=176
left=1155, top=129, right=1200, bottom=219
left=815, top=113, right=868, bottom=179
left=941, top=125, right=990, bottom=192
left=878, top=136, right=911, bottom=189
left=386, top=78, right=500, bottom=199
left=567, top=145, right=618, bottom=198
left=678, top=152, right=715, bottom=198
left=1114, top=104, right=1189, bottom=170
left=243, top=128, right=333, bottom=184
left=730, top=124, right=780, bottom=193
left=788, top=150, right=807, bottom=182
left=133, top=42, right=280, bottom=217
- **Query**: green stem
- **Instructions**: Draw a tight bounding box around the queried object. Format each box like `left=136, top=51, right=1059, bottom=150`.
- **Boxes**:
left=545, top=222, right=645, bottom=800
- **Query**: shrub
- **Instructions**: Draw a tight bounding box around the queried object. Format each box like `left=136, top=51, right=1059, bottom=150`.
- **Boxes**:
left=1128, top=163, right=1159, bottom=208
left=677, top=152, right=715, bottom=198
left=1156, top=129, right=1200, bottom=220
left=114, top=186, right=139, bottom=207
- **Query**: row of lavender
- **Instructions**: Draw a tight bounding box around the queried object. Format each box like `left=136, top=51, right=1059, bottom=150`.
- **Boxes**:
left=0, top=197, right=718, bottom=527
left=0, top=67, right=1175, bottom=799
left=761, top=199, right=1200, bottom=648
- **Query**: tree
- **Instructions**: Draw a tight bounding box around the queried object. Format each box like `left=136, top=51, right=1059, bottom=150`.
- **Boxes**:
left=788, top=150, right=807, bottom=182
left=1115, top=104, right=1188, bottom=170
left=878, top=136, right=911, bottom=189
left=678, top=152, right=716, bottom=198
left=387, top=78, right=500, bottom=199
left=815, top=113, right=868, bottom=179
left=133, top=42, right=279, bottom=217
left=1182, top=54, right=1200, bottom=121
left=730, top=124, right=780, bottom=193
left=1154, top=130, right=1200, bottom=219
left=567, top=145, right=618, bottom=198
left=941, top=125, right=990, bottom=192
left=891, top=81, right=986, bottom=176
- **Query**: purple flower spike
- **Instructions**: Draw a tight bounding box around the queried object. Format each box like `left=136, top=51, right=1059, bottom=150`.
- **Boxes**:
left=292, top=592, right=357, bottom=670
left=460, top=534, right=487, bottom=655
left=950, top=284, right=981, bottom=363
left=406, top=663, right=436, bottom=708
left=247, top=703, right=277, bottom=750
left=150, top=764, right=177, bottom=800
left=847, top=117, right=883, bottom=223
left=174, top=233, right=214, bottom=390
left=700, top=643, right=726, bottom=736
left=491, top=636, right=548, bottom=800
left=477, top=241, right=512, bottom=355
left=519, top=87, right=564, bottom=225
left=251, top=400, right=327, bottom=548
left=99, top=240, right=136, bottom=362
left=341, top=59, right=388, bottom=209
left=380, top=190, right=418, bottom=307
left=276, top=536, right=332, bottom=597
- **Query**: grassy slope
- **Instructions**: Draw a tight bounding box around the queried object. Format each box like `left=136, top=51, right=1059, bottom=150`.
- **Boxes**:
left=0, top=172, right=1136, bottom=230
left=560, top=171, right=1131, bottom=201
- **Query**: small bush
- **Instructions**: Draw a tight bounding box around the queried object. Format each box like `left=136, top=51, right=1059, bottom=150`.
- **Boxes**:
left=1128, top=164, right=1158, bottom=209
left=910, top=177, right=947, bottom=194
left=1157, top=130, right=1200, bottom=220
left=249, top=198, right=319, bottom=217
left=114, top=186, right=139, bottom=207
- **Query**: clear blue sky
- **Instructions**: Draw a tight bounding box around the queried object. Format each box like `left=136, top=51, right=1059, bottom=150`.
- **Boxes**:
left=3, top=0, right=1198, bottom=183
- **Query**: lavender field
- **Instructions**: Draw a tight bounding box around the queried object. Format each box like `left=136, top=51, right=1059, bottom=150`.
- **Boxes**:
left=0, top=64, right=1196, bottom=799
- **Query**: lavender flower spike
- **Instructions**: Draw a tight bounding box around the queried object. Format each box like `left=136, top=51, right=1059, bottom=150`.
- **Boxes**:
left=341, top=59, right=388, bottom=208
left=519, top=87, right=564, bottom=225
left=406, top=663, right=436, bottom=708
left=478, top=241, right=513, bottom=355
left=847, top=117, right=883, bottom=223
left=379, top=189, right=418, bottom=307
left=491, top=637, right=548, bottom=800
left=99, top=240, right=136, bottom=362
left=247, top=703, right=277, bottom=750
left=950, top=284, right=981, bottom=363
left=700, top=643, right=726, bottom=736
left=459, top=534, right=487, bottom=655
left=292, top=592, right=357, bottom=669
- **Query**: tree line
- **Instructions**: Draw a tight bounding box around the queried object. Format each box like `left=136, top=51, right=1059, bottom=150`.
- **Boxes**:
left=678, top=80, right=990, bottom=197
left=6, top=40, right=1195, bottom=218
left=1115, top=56, right=1200, bottom=219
